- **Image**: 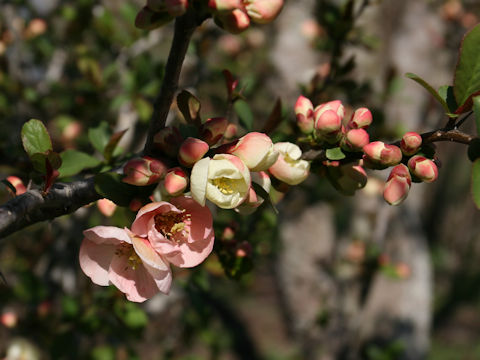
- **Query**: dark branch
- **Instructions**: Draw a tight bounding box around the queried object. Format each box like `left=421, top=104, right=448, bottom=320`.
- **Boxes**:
left=143, top=12, right=197, bottom=155
left=0, top=178, right=101, bottom=239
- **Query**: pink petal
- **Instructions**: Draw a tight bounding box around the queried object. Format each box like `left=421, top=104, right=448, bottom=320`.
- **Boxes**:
left=165, top=230, right=215, bottom=268
left=79, top=239, right=117, bottom=286
left=131, top=236, right=170, bottom=272
left=131, top=202, right=179, bottom=237
left=83, top=226, right=131, bottom=245
left=170, top=196, right=213, bottom=245
left=109, top=255, right=161, bottom=303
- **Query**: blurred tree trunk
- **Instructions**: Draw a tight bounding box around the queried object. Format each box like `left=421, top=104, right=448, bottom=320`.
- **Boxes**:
left=271, top=1, right=450, bottom=359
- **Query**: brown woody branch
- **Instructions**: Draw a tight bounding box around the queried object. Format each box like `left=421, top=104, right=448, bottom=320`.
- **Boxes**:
left=0, top=178, right=101, bottom=239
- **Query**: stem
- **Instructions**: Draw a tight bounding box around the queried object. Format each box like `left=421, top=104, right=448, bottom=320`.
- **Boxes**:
left=143, top=12, right=197, bottom=155
left=421, top=128, right=475, bottom=145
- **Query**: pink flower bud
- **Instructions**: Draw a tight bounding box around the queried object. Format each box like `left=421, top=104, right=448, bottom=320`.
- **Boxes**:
left=178, top=137, right=210, bottom=167
left=400, top=132, right=422, bottom=156
left=6, top=176, right=27, bottom=195
left=165, top=0, right=188, bottom=16
left=224, top=123, right=238, bottom=140
left=348, top=108, right=372, bottom=129
left=236, top=241, right=252, bottom=258
left=123, top=156, right=167, bottom=186
left=314, top=109, right=342, bottom=135
left=222, top=226, right=236, bottom=241
left=383, top=164, right=411, bottom=205
left=97, top=198, right=117, bottom=217
left=407, top=155, right=438, bottom=183
left=329, top=163, right=368, bottom=195
left=245, top=0, right=284, bottom=24
left=201, top=117, right=228, bottom=145
left=163, top=167, right=188, bottom=196
left=214, top=8, right=251, bottom=34
left=294, top=95, right=314, bottom=134
left=314, top=100, right=345, bottom=120
left=1, top=311, right=17, bottom=328
left=218, top=132, right=278, bottom=171
left=208, top=0, right=243, bottom=11
left=153, top=126, right=183, bottom=158
left=363, top=141, right=402, bottom=168
left=341, top=128, right=370, bottom=151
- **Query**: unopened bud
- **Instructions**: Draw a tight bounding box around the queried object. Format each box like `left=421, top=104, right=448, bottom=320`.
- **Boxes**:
left=201, top=117, right=228, bottom=145
left=245, top=0, right=284, bottom=24
left=407, top=155, right=438, bottom=183
left=178, top=137, right=209, bottom=167
left=214, top=8, right=251, bottom=34
left=123, top=156, right=167, bottom=186
left=294, top=95, right=314, bottom=134
left=315, top=109, right=342, bottom=135
left=163, top=167, right=188, bottom=196
left=97, top=198, right=117, bottom=217
left=236, top=241, right=252, bottom=258
left=383, top=164, right=411, bottom=205
left=341, top=128, right=370, bottom=152
left=153, top=126, right=183, bottom=158
left=348, top=107, right=372, bottom=129
left=363, top=141, right=402, bottom=168
left=208, top=0, right=243, bottom=11
left=400, top=132, right=422, bottom=156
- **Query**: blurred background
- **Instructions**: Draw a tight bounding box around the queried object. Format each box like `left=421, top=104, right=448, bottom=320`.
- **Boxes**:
left=1, top=0, right=480, bottom=359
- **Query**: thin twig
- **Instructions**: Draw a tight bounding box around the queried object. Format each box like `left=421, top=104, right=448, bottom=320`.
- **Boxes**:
left=143, top=12, right=198, bottom=155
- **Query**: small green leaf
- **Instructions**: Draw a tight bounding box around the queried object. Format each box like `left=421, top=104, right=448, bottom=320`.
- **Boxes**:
left=406, top=73, right=449, bottom=113
left=103, top=129, right=127, bottom=163
left=438, top=85, right=459, bottom=116
left=21, top=119, right=52, bottom=157
left=88, top=122, right=110, bottom=154
left=177, top=90, right=201, bottom=125
left=58, top=150, right=101, bottom=178
left=326, top=147, right=346, bottom=160
left=471, top=159, right=480, bottom=209
left=234, top=99, right=254, bottom=131
left=473, top=96, right=480, bottom=137
left=30, top=151, right=62, bottom=173
left=454, top=24, right=480, bottom=112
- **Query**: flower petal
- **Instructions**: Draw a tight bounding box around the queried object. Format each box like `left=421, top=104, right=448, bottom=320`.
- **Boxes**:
left=131, top=235, right=170, bottom=272
left=79, top=239, right=117, bottom=286
left=190, top=157, right=210, bottom=206
left=83, top=226, right=131, bottom=245
left=131, top=202, right=179, bottom=237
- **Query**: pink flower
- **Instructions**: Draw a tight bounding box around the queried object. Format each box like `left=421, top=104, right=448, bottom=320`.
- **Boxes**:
left=178, top=137, right=210, bottom=167
left=79, top=226, right=172, bottom=302
left=131, top=196, right=215, bottom=268
left=294, top=95, right=315, bottom=134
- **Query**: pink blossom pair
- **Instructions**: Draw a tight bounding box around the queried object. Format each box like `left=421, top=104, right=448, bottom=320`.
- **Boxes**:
left=80, top=196, right=214, bottom=302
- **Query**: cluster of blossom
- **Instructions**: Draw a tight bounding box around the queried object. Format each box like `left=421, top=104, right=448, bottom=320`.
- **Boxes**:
left=81, top=115, right=310, bottom=301
left=295, top=95, right=439, bottom=206
left=135, top=0, right=284, bottom=33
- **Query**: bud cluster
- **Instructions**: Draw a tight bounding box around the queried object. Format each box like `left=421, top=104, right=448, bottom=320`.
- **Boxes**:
left=294, top=95, right=439, bottom=204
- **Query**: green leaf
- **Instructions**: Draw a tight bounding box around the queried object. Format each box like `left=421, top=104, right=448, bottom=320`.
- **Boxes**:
left=30, top=151, right=62, bottom=173
left=21, top=119, right=52, bottom=157
left=438, top=85, right=459, bottom=115
left=177, top=90, right=201, bottom=125
left=406, top=73, right=450, bottom=113
left=103, top=129, right=127, bottom=163
left=326, top=147, right=346, bottom=160
left=88, top=122, right=110, bottom=154
left=58, top=150, right=101, bottom=178
left=473, top=95, right=480, bottom=137
left=234, top=99, right=254, bottom=131
left=454, top=24, right=480, bottom=112
left=471, top=159, right=480, bottom=209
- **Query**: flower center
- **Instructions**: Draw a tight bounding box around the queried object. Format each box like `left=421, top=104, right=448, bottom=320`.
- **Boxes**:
left=211, top=177, right=235, bottom=194
left=154, top=210, right=190, bottom=241
left=116, top=244, right=142, bottom=270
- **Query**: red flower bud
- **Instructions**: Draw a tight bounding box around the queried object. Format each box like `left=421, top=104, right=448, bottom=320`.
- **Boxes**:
left=400, top=132, right=422, bottom=156
left=6, top=176, right=27, bottom=195
left=294, top=95, right=314, bottom=134
left=348, top=107, right=372, bottom=129
left=363, top=141, right=402, bottom=168
left=163, top=167, right=188, bottom=196
left=407, top=155, right=438, bottom=183
left=123, top=156, right=167, bottom=186
left=383, top=164, right=411, bottom=205
left=214, top=8, right=250, bottom=34
left=341, top=128, right=370, bottom=151
left=201, top=117, right=228, bottom=145
left=245, top=0, right=284, bottom=24
left=178, top=137, right=209, bottom=167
